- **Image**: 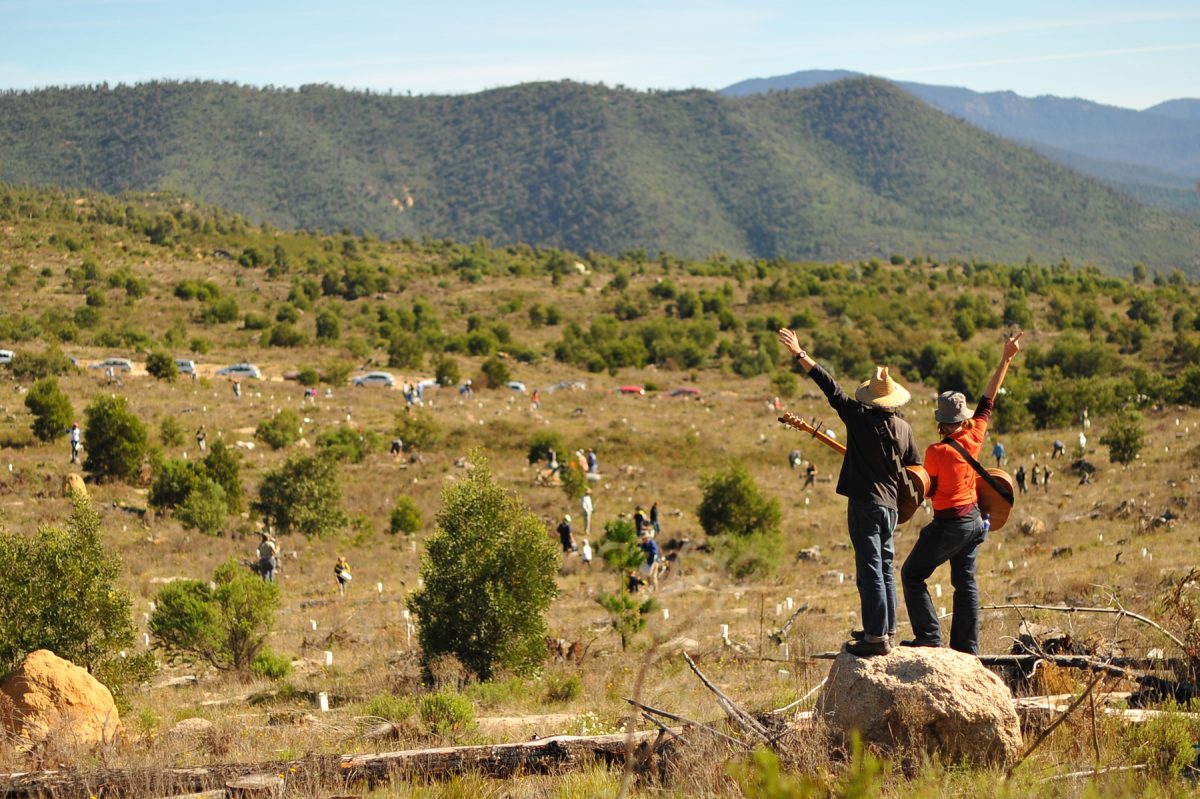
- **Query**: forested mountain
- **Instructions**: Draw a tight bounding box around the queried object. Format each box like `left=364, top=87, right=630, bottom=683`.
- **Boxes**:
left=723, top=70, right=1200, bottom=214
left=1, top=78, right=1198, bottom=273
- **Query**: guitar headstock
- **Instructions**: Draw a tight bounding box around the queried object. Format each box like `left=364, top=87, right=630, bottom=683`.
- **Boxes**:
left=777, top=412, right=817, bottom=436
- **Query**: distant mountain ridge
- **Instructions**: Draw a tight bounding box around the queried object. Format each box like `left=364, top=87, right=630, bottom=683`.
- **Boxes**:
left=722, top=70, right=1200, bottom=213
left=0, top=78, right=1198, bottom=273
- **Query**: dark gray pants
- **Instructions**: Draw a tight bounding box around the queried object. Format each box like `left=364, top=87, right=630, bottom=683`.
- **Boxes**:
left=901, top=511, right=987, bottom=654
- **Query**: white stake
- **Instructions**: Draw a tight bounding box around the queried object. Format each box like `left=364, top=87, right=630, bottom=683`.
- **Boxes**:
left=310, top=619, right=318, bottom=630
left=934, top=584, right=942, bottom=598
left=662, top=608, right=670, bottom=620
left=324, top=650, right=333, bottom=667
left=376, top=581, right=383, bottom=593
left=786, top=597, right=794, bottom=611
left=318, top=692, right=329, bottom=712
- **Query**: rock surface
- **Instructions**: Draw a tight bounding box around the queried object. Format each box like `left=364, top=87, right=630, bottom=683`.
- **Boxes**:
left=0, top=649, right=121, bottom=747
left=817, top=647, right=1022, bottom=766
left=62, top=473, right=88, bottom=499
left=167, top=716, right=215, bottom=737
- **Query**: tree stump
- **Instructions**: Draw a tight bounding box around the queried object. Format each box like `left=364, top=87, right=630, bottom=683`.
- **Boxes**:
left=224, top=774, right=284, bottom=799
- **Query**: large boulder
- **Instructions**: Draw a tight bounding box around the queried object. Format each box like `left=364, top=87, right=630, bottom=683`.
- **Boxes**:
left=817, top=648, right=1022, bottom=766
left=62, top=473, right=88, bottom=500
left=0, top=650, right=121, bottom=747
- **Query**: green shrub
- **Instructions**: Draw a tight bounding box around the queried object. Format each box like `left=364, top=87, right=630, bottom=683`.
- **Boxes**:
left=264, top=322, right=306, bottom=348
left=770, top=371, right=797, bottom=399
left=176, top=478, right=228, bottom=536
left=149, top=458, right=201, bottom=510
left=253, top=454, right=347, bottom=538
left=480, top=356, right=510, bottom=388
left=698, top=462, right=781, bottom=539
left=24, top=377, right=73, bottom=442
left=395, top=410, right=441, bottom=451
left=559, top=462, right=588, bottom=501
left=315, top=310, right=340, bottom=342
left=83, top=394, right=148, bottom=483
left=150, top=557, right=280, bottom=672
left=145, top=351, right=179, bottom=381
left=599, top=518, right=643, bottom=573
left=242, top=312, right=271, bottom=331
left=526, top=431, right=564, bottom=465
left=159, top=415, right=185, bottom=447
left=389, top=496, right=423, bottom=535
left=408, top=455, right=559, bottom=679
left=435, top=356, right=461, bottom=387
left=597, top=592, right=654, bottom=651
left=11, top=346, right=76, bottom=380
left=418, top=690, right=476, bottom=735
left=322, top=359, right=353, bottom=387
left=362, top=692, right=417, bottom=723
left=544, top=672, right=583, bottom=703
left=316, top=425, right=379, bottom=463
left=1100, top=409, right=1145, bottom=465
left=256, top=409, right=302, bottom=450
left=296, top=367, right=320, bottom=387
left=203, top=441, right=243, bottom=513
left=251, top=648, right=294, bottom=680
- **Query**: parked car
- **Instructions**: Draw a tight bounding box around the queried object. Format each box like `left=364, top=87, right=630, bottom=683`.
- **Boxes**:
left=0, top=349, right=13, bottom=366
left=90, top=357, right=134, bottom=373
left=215, top=363, right=262, bottom=379
left=506, top=381, right=527, bottom=392
left=669, top=387, right=702, bottom=398
left=548, top=380, right=587, bottom=392
left=352, top=371, right=396, bottom=388
left=175, top=358, right=196, bottom=376
left=619, top=385, right=646, bottom=395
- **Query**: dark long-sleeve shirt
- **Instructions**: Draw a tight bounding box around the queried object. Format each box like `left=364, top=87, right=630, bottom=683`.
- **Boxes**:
left=807, top=363, right=921, bottom=510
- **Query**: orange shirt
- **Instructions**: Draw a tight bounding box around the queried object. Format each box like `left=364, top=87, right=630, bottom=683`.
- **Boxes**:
left=925, top=399, right=992, bottom=514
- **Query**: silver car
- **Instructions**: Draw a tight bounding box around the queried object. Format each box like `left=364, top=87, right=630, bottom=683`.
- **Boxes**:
left=90, top=357, right=134, bottom=373
left=215, top=363, right=262, bottom=379
left=352, top=371, right=396, bottom=388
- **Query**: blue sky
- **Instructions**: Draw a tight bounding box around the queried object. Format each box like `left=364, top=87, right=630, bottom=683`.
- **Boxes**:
left=2, top=0, right=1198, bottom=109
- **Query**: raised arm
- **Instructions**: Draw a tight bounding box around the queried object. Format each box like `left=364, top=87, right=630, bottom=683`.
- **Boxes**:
left=777, top=328, right=817, bottom=373
left=981, top=331, right=1023, bottom=400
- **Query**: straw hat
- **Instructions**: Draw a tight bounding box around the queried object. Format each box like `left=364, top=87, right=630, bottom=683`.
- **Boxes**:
left=854, top=366, right=911, bottom=408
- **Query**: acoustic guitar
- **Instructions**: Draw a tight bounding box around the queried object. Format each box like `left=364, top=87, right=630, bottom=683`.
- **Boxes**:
left=973, top=468, right=1015, bottom=532
left=778, top=413, right=930, bottom=524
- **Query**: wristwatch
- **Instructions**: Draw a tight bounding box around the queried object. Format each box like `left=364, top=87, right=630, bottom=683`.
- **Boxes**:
left=794, top=350, right=808, bottom=361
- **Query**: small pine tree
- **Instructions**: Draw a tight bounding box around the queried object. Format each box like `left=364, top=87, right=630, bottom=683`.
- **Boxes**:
left=24, top=376, right=73, bottom=442
left=407, top=456, right=559, bottom=679
left=256, top=408, right=303, bottom=450
left=83, top=394, right=147, bottom=483
left=203, top=440, right=243, bottom=513
left=253, top=453, right=347, bottom=537
left=145, top=351, right=179, bottom=381
left=389, top=496, right=423, bottom=535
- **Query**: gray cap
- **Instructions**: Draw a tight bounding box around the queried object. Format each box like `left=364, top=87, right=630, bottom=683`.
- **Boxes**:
left=935, top=391, right=970, bottom=424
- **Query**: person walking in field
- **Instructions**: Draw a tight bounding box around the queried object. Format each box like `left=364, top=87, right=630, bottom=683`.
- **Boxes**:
left=69, top=422, right=81, bottom=464
left=1042, top=465, right=1052, bottom=493
left=334, top=556, right=352, bottom=596
left=557, top=514, right=576, bottom=553
left=777, top=327, right=922, bottom=658
left=1015, top=464, right=1027, bottom=494
left=992, top=441, right=1005, bottom=467
left=900, top=332, right=1022, bottom=655
left=803, top=461, right=818, bottom=489
left=581, top=489, right=594, bottom=536
left=580, top=538, right=593, bottom=567
left=232, top=380, right=241, bottom=400
left=638, top=530, right=661, bottom=591
left=196, top=426, right=207, bottom=452
left=257, top=532, right=279, bottom=584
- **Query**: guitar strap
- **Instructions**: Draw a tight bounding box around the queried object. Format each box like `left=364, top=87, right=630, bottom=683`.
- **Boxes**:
left=942, top=437, right=1014, bottom=506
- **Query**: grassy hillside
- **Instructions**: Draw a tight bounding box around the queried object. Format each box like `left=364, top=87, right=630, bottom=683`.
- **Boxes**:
left=3, top=185, right=1200, bottom=794
left=2, top=79, right=1199, bottom=273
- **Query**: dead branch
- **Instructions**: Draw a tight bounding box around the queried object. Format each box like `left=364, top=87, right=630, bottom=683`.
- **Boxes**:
left=682, top=651, right=771, bottom=744
left=627, top=699, right=751, bottom=750
left=981, top=603, right=1188, bottom=654
left=771, top=678, right=827, bottom=715
left=768, top=604, right=810, bottom=644
left=1006, top=667, right=1108, bottom=780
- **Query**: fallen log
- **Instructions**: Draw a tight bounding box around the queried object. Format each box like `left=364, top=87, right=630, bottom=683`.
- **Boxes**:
left=0, top=731, right=674, bottom=799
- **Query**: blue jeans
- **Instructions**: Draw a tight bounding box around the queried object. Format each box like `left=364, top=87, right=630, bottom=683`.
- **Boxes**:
left=847, top=501, right=898, bottom=641
left=901, top=511, right=987, bottom=654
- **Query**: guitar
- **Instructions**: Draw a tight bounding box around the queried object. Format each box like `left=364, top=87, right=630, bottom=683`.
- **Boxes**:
left=974, top=468, right=1015, bottom=532
left=778, top=413, right=930, bottom=524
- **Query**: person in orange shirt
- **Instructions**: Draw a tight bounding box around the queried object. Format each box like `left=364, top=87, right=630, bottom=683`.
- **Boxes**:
left=900, top=331, right=1023, bottom=654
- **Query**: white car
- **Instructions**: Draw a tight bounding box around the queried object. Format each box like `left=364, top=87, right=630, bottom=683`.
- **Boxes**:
left=90, top=357, right=134, bottom=373
left=175, top=358, right=197, bottom=375
left=215, top=363, right=262, bottom=379
left=352, top=371, right=396, bottom=388
left=0, top=349, right=13, bottom=366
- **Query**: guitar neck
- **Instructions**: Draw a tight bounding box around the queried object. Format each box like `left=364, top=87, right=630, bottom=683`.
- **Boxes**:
left=780, top=415, right=847, bottom=456
left=810, top=430, right=847, bottom=456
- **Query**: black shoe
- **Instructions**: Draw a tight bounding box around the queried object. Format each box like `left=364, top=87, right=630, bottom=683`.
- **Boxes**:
left=899, top=639, right=941, bottom=648
left=845, top=637, right=891, bottom=657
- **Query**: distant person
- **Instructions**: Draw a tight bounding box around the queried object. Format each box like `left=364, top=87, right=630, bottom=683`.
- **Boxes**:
left=639, top=531, right=661, bottom=591
left=557, top=514, right=576, bottom=553
left=1015, top=464, right=1027, bottom=494
left=257, top=533, right=279, bottom=584
left=547, top=449, right=559, bottom=474
left=195, top=426, right=207, bottom=452
left=581, top=490, right=594, bottom=536
left=633, top=505, right=648, bottom=536
left=69, top=422, right=81, bottom=464
left=232, top=380, right=241, bottom=400
left=803, top=461, right=818, bottom=490
left=390, top=438, right=403, bottom=459
left=1051, top=440, right=1065, bottom=459
left=586, top=448, right=598, bottom=475
left=531, top=388, right=541, bottom=411
left=459, top=379, right=473, bottom=398
left=1042, top=465, right=1052, bottom=493
left=992, top=441, right=1005, bottom=467
left=1031, top=463, right=1041, bottom=489
left=1082, top=407, right=1090, bottom=430
left=789, top=450, right=803, bottom=469
left=650, top=502, right=660, bottom=535
left=901, top=332, right=1022, bottom=656
left=334, top=556, right=352, bottom=596
left=580, top=538, right=593, bottom=567
left=778, top=326, right=922, bottom=658
left=1078, top=431, right=1087, bottom=456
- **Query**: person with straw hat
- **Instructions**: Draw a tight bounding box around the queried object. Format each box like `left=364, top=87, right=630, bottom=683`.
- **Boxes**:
left=778, top=328, right=922, bottom=657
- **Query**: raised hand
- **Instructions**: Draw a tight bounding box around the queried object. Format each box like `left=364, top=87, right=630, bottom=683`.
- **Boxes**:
left=1003, top=330, right=1024, bottom=361
left=777, top=328, right=801, bottom=357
